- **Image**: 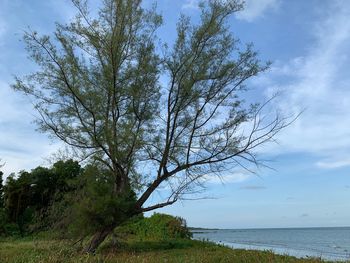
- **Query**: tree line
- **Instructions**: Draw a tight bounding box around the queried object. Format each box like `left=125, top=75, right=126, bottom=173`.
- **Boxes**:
left=0, top=160, right=81, bottom=236
left=0, top=160, right=191, bottom=241
left=0, top=160, right=139, bottom=239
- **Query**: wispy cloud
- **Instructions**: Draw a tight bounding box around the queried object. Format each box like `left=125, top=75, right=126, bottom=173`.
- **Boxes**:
left=236, top=0, right=280, bottom=22
left=240, top=185, right=267, bottom=190
left=207, top=171, right=251, bottom=184
left=0, top=81, right=62, bottom=176
left=260, top=2, right=350, bottom=162
left=316, top=159, right=350, bottom=169
left=182, top=0, right=200, bottom=10
left=182, top=0, right=280, bottom=19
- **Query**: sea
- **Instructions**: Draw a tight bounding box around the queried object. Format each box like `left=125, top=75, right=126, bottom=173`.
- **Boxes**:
left=191, top=227, right=350, bottom=261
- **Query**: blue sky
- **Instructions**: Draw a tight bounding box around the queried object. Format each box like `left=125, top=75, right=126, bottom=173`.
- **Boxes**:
left=0, top=0, right=350, bottom=228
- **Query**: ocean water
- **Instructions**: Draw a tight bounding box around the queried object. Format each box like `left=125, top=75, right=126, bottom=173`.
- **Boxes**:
left=191, top=227, right=350, bottom=261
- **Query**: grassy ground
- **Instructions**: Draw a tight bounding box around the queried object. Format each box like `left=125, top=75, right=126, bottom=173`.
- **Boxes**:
left=0, top=236, right=338, bottom=263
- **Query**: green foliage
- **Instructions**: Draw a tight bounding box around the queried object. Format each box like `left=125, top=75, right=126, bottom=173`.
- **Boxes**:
left=30, top=160, right=81, bottom=231
left=56, top=165, right=137, bottom=238
left=0, top=208, right=20, bottom=237
left=0, top=223, right=20, bottom=237
left=118, top=213, right=192, bottom=240
left=0, top=170, right=21, bottom=236
left=1, top=160, right=81, bottom=236
left=3, top=172, right=34, bottom=235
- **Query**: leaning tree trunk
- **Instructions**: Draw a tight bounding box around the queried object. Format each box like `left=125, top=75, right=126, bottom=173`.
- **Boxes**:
left=83, top=225, right=116, bottom=254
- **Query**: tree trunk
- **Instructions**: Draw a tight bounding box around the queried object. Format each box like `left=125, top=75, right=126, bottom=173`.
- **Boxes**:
left=83, top=225, right=115, bottom=254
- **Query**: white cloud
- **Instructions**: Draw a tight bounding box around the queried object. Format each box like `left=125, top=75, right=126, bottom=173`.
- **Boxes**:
left=182, top=0, right=200, bottom=10
left=206, top=171, right=251, bottom=184
left=259, top=1, right=350, bottom=162
left=0, top=81, right=62, bottom=177
left=182, top=0, right=280, bottom=18
left=316, top=159, right=350, bottom=169
left=240, top=185, right=266, bottom=190
left=236, top=0, right=280, bottom=22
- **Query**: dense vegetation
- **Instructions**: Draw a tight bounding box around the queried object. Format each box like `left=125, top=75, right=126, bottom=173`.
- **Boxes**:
left=0, top=198, right=328, bottom=263
left=0, top=160, right=140, bottom=240
left=0, top=160, right=82, bottom=236
left=0, top=164, right=331, bottom=262
left=117, top=213, right=192, bottom=240
left=0, top=161, right=190, bottom=240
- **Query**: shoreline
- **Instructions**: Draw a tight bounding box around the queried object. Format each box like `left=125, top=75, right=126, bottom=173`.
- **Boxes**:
left=209, top=239, right=348, bottom=262
left=190, top=227, right=350, bottom=261
left=190, top=226, right=350, bottom=231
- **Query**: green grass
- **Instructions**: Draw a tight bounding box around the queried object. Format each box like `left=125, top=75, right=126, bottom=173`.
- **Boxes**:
left=0, top=236, right=340, bottom=263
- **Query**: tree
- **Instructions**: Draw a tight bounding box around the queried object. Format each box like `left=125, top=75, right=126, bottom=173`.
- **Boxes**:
left=3, top=172, right=33, bottom=236
left=0, top=170, right=4, bottom=209
left=0, top=168, right=12, bottom=236
left=0, top=160, right=4, bottom=207
left=0, top=161, right=17, bottom=237
left=54, top=164, right=137, bottom=240
left=13, top=0, right=289, bottom=252
left=1, top=160, right=81, bottom=235
left=29, top=160, right=81, bottom=230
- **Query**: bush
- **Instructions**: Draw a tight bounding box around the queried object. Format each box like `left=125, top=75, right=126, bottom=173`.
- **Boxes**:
left=52, top=165, right=137, bottom=238
left=118, top=213, right=192, bottom=240
left=0, top=208, right=21, bottom=237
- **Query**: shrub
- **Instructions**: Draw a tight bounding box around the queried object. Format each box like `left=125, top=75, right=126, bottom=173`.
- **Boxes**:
left=52, top=165, right=137, bottom=238
left=0, top=208, right=21, bottom=237
left=118, top=213, right=192, bottom=240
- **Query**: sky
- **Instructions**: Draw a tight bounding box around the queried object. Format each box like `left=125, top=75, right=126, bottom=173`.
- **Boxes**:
left=0, top=0, right=350, bottom=229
